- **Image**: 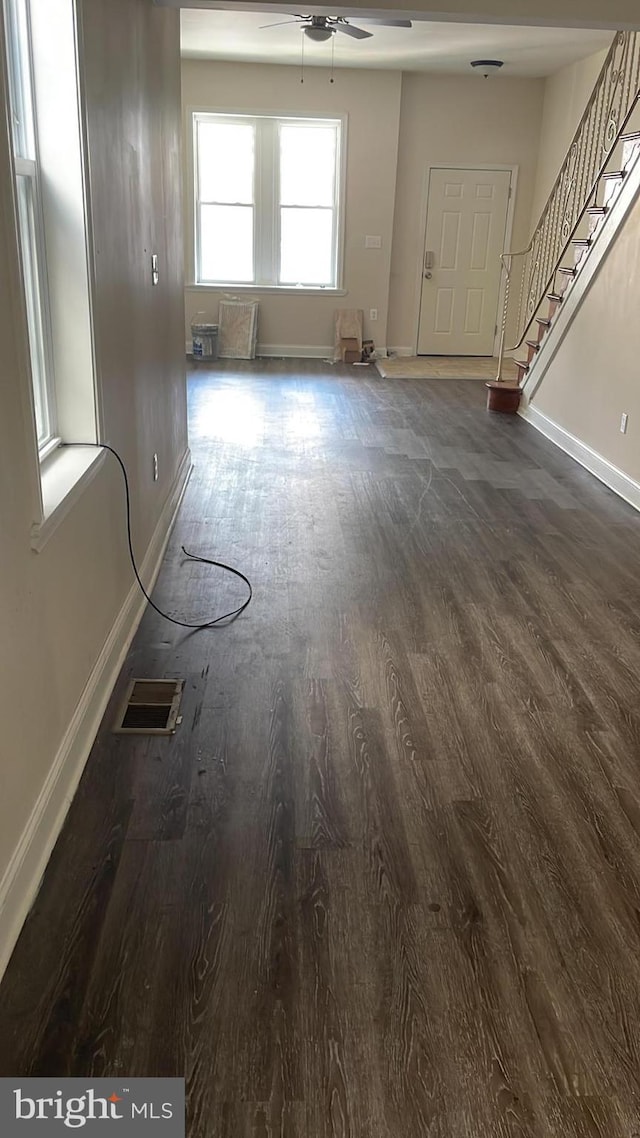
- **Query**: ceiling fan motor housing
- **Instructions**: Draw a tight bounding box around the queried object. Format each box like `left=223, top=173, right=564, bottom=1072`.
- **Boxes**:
left=304, top=18, right=335, bottom=42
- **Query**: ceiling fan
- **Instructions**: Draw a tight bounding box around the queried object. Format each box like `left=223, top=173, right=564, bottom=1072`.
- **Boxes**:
left=260, top=14, right=412, bottom=42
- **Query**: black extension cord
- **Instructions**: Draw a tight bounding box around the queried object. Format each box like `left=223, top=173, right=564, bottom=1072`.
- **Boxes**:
left=64, top=443, right=252, bottom=629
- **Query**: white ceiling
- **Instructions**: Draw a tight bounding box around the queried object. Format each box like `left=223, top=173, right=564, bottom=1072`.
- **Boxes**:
left=180, top=11, right=612, bottom=76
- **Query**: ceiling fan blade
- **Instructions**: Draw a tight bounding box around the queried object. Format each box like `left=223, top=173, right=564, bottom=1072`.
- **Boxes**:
left=336, top=23, right=372, bottom=39
left=363, top=19, right=413, bottom=27
left=259, top=19, right=301, bottom=28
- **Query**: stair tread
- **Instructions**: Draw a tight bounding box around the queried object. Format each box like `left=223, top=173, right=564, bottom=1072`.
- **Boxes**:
left=536, top=318, right=552, bottom=327
left=558, top=266, right=577, bottom=275
left=525, top=340, right=540, bottom=349
left=547, top=292, right=563, bottom=302
left=621, top=130, right=640, bottom=142
left=600, top=170, right=626, bottom=180
left=587, top=206, right=607, bottom=215
left=572, top=239, right=591, bottom=247
left=515, top=360, right=529, bottom=371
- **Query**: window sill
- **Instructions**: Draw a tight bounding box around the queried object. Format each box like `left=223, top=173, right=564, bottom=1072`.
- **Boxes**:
left=31, top=444, right=106, bottom=553
left=39, top=435, right=62, bottom=463
left=186, top=283, right=348, bottom=297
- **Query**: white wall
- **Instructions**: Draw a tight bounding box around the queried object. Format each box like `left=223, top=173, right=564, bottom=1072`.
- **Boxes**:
left=519, top=40, right=640, bottom=498
left=0, top=0, right=188, bottom=975
left=387, top=73, right=544, bottom=351
left=183, top=60, right=402, bottom=353
left=530, top=45, right=609, bottom=225
left=527, top=185, right=640, bottom=486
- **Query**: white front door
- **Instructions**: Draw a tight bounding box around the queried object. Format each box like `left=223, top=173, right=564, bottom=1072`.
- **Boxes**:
left=417, top=168, right=511, bottom=356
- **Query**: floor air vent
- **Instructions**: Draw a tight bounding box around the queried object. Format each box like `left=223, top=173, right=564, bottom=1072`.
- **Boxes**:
left=114, top=679, right=184, bottom=735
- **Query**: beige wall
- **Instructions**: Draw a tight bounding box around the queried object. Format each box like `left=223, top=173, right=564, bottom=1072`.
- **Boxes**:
left=182, top=63, right=545, bottom=354
left=80, top=0, right=187, bottom=547
left=387, top=73, right=544, bottom=350
left=182, top=60, right=402, bottom=352
left=0, top=0, right=187, bottom=958
left=529, top=187, right=640, bottom=484
left=530, top=45, right=609, bottom=225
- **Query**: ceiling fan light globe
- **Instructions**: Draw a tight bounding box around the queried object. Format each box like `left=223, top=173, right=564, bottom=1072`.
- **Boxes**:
left=304, top=25, right=334, bottom=41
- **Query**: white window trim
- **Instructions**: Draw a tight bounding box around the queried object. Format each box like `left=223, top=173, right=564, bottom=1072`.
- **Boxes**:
left=190, top=107, right=347, bottom=293
left=30, top=445, right=106, bottom=552
left=186, top=284, right=348, bottom=297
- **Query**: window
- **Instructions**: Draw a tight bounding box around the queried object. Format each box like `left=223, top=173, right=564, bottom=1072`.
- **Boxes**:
left=5, top=0, right=56, bottom=452
left=194, top=113, right=343, bottom=289
left=4, top=0, right=97, bottom=492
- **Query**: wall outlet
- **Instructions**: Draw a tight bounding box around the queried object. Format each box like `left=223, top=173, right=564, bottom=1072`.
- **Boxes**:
left=620, top=412, right=629, bottom=434
left=369, top=308, right=378, bottom=322
left=153, top=452, right=159, bottom=481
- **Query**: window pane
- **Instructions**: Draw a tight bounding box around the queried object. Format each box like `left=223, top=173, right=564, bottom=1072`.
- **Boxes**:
left=280, top=125, right=336, bottom=207
left=280, top=207, right=334, bottom=285
left=16, top=175, right=50, bottom=443
left=200, top=204, right=254, bottom=282
left=198, top=121, right=254, bottom=204
left=7, top=0, right=36, bottom=159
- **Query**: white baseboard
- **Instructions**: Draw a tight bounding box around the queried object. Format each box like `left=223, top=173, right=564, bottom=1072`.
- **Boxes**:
left=257, top=343, right=333, bottom=358
left=0, top=447, right=192, bottom=982
left=519, top=402, right=640, bottom=513
left=185, top=340, right=332, bottom=359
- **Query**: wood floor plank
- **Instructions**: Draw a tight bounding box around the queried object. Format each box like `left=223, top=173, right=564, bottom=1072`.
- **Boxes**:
left=291, top=680, right=351, bottom=850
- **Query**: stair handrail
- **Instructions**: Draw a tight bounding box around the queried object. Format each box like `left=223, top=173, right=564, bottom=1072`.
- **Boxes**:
left=496, top=29, right=640, bottom=381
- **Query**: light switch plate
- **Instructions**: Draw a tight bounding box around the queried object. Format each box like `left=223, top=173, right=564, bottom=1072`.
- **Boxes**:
left=365, top=235, right=382, bottom=249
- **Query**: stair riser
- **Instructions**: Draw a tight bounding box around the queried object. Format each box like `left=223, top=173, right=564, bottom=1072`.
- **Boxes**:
left=555, top=271, right=575, bottom=293
left=623, top=138, right=640, bottom=167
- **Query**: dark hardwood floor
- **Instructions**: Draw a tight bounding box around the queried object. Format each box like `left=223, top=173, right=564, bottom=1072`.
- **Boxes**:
left=2, top=359, right=640, bottom=1136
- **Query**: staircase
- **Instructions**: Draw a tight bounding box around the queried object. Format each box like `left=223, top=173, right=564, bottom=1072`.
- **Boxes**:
left=496, top=31, right=640, bottom=387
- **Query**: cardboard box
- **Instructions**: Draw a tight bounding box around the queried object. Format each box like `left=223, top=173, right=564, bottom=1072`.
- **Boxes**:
left=340, top=337, right=360, bottom=364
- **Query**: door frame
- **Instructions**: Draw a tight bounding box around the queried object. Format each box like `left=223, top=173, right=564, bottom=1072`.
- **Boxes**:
left=413, top=163, right=519, bottom=357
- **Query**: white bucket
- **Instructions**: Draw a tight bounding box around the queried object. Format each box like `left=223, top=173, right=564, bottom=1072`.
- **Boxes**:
left=191, top=323, right=218, bottom=360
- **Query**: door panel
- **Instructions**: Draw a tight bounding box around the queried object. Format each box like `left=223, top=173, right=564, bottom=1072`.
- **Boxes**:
left=464, top=289, right=484, bottom=334
left=435, top=289, right=454, bottom=333
left=417, top=168, right=511, bottom=356
left=440, top=213, right=461, bottom=269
